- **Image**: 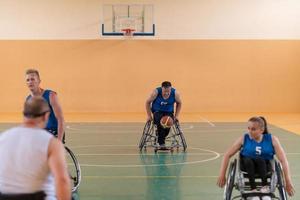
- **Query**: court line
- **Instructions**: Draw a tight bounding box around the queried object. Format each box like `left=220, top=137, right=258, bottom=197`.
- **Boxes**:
left=78, top=147, right=220, bottom=168
left=71, top=144, right=137, bottom=149
left=83, top=175, right=218, bottom=179
left=181, top=125, right=194, bottom=130
left=67, top=123, right=287, bottom=133
left=70, top=144, right=300, bottom=155
left=199, top=116, right=216, bottom=127
left=76, top=153, right=215, bottom=156
left=83, top=175, right=300, bottom=179
left=183, top=128, right=281, bottom=133
left=71, top=145, right=300, bottom=156
left=66, top=129, right=286, bottom=134
left=66, top=127, right=250, bottom=134
left=66, top=124, right=194, bottom=132
left=67, top=124, right=195, bottom=127
left=218, top=153, right=300, bottom=155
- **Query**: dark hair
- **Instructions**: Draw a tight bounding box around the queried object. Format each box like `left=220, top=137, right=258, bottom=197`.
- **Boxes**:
left=161, top=81, right=172, bottom=88
left=248, top=116, right=269, bottom=134
left=23, top=96, right=50, bottom=118
left=25, top=69, right=40, bottom=79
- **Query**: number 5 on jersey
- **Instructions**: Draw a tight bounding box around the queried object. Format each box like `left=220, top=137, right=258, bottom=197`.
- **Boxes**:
left=256, top=146, right=262, bottom=155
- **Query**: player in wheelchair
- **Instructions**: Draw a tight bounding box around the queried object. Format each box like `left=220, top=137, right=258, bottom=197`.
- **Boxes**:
left=25, top=69, right=81, bottom=195
left=217, top=117, right=295, bottom=200
left=139, top=81, right=186, bottom=152
left=139, top=118, right=187, bottom=152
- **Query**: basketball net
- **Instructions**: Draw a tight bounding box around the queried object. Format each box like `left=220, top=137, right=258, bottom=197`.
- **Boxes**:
left=121, top=28, right=135, bottom=39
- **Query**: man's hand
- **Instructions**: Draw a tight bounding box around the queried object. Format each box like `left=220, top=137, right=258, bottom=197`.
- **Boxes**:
left=174, top=116, right=179, bottom=122
left=147, top=115, right=153, bottom=122
left=285, top=179, right=295, bottom=196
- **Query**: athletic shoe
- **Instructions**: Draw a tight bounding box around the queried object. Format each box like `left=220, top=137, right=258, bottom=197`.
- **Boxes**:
left=260, top=186, right=270, bottom=193
left=262, top=196, right=272, bottom=200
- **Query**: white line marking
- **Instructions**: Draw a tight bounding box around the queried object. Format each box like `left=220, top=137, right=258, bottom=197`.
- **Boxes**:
left=66, top=124, right=194, bottom=132
left=66, top=125, right=80, bottom=131
left=181, top=125, right=194, bottom=130
left=70, top=145, right=300, bottom=156
left=83, top=174, right=300, bottom=179
left=216, top=152, right=300, bottom=155
left=78, top=147, right=220, bottom=168
left=199, top=116, right=216, bottom=127
left=71, top=144, right=137, bottom=149
left=83, top=175, right=219, bottom=179
left=76, top=153, right=214, bottom=156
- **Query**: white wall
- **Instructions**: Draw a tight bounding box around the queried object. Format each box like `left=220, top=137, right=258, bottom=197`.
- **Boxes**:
left=0, top=0, right=299, bottom=39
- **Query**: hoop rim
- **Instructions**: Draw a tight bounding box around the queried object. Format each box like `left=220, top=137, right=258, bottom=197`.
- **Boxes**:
left=121, top=28, right=136, bottom=36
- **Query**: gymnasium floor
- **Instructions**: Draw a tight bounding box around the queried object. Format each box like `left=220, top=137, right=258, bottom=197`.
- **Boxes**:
left=0, top=114, right=299, bottom=200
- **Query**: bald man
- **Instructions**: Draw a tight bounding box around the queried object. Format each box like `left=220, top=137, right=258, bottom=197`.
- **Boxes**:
left=0, top=97, right=71, bottom=200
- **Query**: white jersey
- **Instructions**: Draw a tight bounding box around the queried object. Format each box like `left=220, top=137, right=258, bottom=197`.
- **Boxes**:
left=0, top=126, right=56, bottom=199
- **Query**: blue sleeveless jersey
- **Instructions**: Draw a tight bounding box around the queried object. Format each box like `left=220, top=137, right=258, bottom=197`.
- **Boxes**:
left=151, top=87, right=176, bottom=113
left=240, top=133, right=275, bottom=160
left=26, top=89, right=58, bottom=131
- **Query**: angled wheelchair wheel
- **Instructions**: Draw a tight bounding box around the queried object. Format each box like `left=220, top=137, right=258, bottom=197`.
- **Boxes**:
left=178, top=128, right=187, bottom=151
left=174, top=120, right=187, bottom=151
left=224, top=159, right=237, bottom=200
left=275, top=161, right=288, bottom=200
left=65, top=146, right=82, bottom=193
left=139, top=120, right=152, bottom=150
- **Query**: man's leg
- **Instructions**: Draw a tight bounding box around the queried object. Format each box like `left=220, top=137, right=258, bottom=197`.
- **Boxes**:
left=153, top=112, right=174, bottom=146
left=161, top=113, right=174, bottom=143
left=153, top=112, right=166, bottom=145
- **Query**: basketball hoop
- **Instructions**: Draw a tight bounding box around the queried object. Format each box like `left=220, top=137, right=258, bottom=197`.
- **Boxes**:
left=121, top=28, right=135, bottom=38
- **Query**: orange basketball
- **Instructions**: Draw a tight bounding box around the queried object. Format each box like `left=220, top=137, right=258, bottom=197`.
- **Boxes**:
left=160, top=116, right=174, bottom=128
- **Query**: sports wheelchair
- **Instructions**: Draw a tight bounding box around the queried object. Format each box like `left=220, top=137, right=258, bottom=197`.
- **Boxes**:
left=138, top=119, right=187, bottom=152
left=224, top=156, right=288, bottom=200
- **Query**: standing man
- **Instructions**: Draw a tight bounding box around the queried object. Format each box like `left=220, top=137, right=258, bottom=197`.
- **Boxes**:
left=25, top=69, right=65, bottom=142
left=0, top=96, right=71, bottom=200
left=145, top=81, right=182, bottom=147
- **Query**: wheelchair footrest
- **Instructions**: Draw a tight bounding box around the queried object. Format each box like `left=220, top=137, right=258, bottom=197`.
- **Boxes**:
left=242, top=192, right=275, bottom=198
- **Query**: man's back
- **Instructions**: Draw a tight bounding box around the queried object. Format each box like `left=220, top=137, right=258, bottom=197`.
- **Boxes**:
left=0, top=127, right=53, bottom=194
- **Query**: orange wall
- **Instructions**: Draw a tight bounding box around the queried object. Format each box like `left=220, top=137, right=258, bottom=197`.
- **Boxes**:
left=1, top=40, right=300, bottom=113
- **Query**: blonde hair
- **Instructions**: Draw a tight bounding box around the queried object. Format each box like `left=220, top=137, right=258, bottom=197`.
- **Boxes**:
left=25, top=69, right=40, bottom=79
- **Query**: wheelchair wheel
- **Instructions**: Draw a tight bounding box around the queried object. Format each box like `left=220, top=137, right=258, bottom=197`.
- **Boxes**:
left=224, top=159, right=237, bottom=200
left=174, top=120, right=187, bottom=151
left=139, top=120, right=152, bottom=150
left=65, top=146, right=82, bottom=193
left=275, top=161, right=288, bottom=200
left=179, top=128, right=187, bottom=151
